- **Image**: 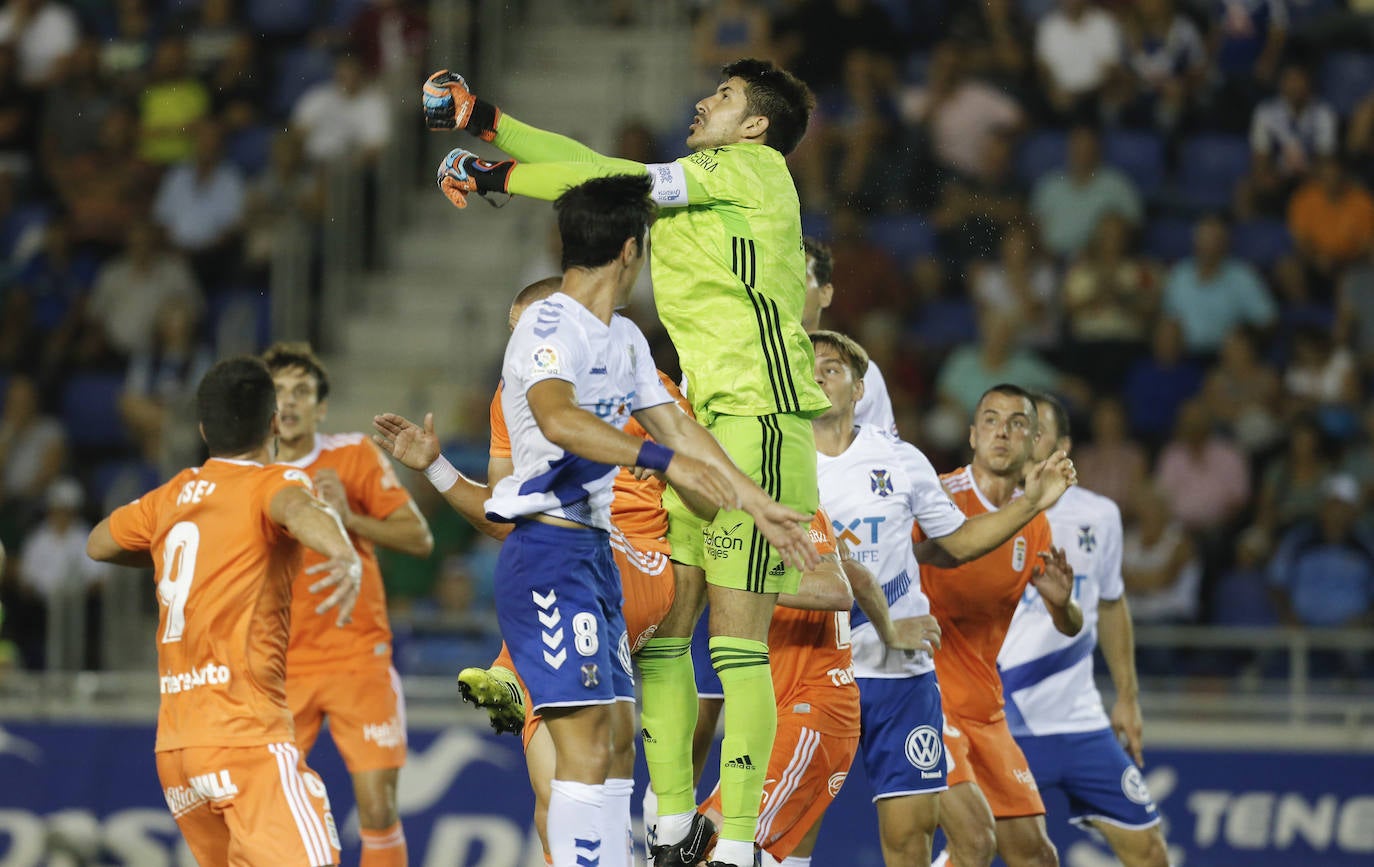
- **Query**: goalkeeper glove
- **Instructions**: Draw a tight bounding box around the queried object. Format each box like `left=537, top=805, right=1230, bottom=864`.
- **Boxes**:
left=436, top=147, right=515, bottom=209
left=422, top=69, right=501, bottom=141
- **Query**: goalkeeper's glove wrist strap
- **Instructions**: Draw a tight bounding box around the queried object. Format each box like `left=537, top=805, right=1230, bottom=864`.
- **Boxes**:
left=472, top=158, right=515, bottom=194
left=470, top=99, right=501, bottom=139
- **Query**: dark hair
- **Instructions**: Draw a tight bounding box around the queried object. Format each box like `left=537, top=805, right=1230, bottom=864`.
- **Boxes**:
left=196, top=357, right=279, bottom=457
left=1030, top=390, right=1071, bottom=441
left=976, top=383, right=1039, bottom=428
left=721, top=58, right=814, bottom=156
left=262, top=341, right=330, bottom=402
left=810, top=330, right=869, bottom=383
left=555, top=174, right=656, bottom=271
left=804, top=236, right=833, bottom=286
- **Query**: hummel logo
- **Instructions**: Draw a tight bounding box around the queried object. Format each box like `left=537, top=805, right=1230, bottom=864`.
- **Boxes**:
left=724, top=754, right=756, bottom=770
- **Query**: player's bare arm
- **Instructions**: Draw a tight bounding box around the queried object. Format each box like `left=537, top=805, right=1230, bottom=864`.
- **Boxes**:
left=915, top=450, right=1077, bottom=568
left=1032, top=546, right=1083, bottom=637
left=269, top=485, right=363, bottom=626
left=86, top=519, right=156, bottom=568
left=372, top=411, right=513, bottom=541
left=1099, top=595, right=1145, bottom=766
left=841, top=554, right=939, bottom=656
left=777, top=551, right=851, bottom=612
left=313, top=467, right=435, bottom=558
left=635, top=400, right=821, bottom=572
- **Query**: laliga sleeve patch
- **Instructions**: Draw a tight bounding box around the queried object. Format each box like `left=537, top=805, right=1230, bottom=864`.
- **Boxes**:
left=531, top=345, right=561, bottom=375
left=646, top=162, right=688, bottom=207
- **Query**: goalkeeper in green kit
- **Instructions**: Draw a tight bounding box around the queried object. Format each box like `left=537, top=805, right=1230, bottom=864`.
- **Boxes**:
left=423, top=59, right=828, bottom=867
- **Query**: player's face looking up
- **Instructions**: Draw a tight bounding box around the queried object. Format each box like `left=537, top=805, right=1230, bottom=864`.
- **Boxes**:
left=812, top=345, right=863, bottom=419
left=969, top=391, right=1039, bottom=477
left=687, top=77, right=765, bottom=151
left=272, top=365, right=325, bottom=445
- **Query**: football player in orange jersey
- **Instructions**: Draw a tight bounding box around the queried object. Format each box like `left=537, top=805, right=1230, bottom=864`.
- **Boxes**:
left=87, top=357, right=363, bottom=867
left=264, top=343, right=435, bottom=867
left=918, top=384, right=1080, bottom=867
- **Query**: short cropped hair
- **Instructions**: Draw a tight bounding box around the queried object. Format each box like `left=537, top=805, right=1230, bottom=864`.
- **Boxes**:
left=262, top=342, right=331, bottom=402
left=555, top=174, right=656, bottom=271
left=976, top=383, right=1039, bottom=430
left=804, top=236, right=833, bottom=286
left=1030, top=390, right=1070, bottom=441
left=197, top=357, right=279, bottom=457
left=722, top=58, right=814, bottom=156
left=810, top=330, right=869, bottom=384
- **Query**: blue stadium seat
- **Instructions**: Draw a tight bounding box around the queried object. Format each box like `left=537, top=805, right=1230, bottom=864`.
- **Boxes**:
left=1104, top=130, right=1166, bottom=193
left=60, top=373, right=130, bottom=450
left=1016, top=130, right=1068, bottom=187
left=224, top=125, right=275, bottom=177
left=273, top=46, right=334, bottom=117
left=211, top=289, right=273, bottom=355
left=1143, top=218, right=1195, bottom=262
left=907, top=298, right=977, bottom=351
left=868, top=215, right=937, bottom=264
left=1176, top=134, right=1250, bottom=212
left=1321, top=52, right=1374, bottom=116
left=246, top=0, right=315, bottom=36
left=1231, top=219, right=1294, bottom=269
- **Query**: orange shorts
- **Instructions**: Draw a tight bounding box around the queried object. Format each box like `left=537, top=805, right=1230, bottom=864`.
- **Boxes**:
left=943, top=714, right=1045, bottom=819
left=497, top=535, right=675, bottom=751
left=157, top=742, right=341, bottom=867
left=701, top=714, right=859, bottom=861
left=288, top=664, right=406, bottom=772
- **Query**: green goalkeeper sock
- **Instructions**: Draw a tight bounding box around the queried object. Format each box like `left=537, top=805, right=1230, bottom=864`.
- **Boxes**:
left=637, top=636, right=698, bottom=816
left=711, top=635, right=776, bottom=845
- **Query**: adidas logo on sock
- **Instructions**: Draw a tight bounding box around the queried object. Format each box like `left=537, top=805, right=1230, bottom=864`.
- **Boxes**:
left=769, top=562, right=784, bottom=576
left=641, top=727, right=656, bottom=743
left=724, top=754, right=756, bottom=770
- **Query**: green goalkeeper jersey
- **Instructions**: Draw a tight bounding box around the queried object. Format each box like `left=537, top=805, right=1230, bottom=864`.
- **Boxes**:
left=646, top=144, right=829, bottom=422
left=492, top=118, right=830, bottom=422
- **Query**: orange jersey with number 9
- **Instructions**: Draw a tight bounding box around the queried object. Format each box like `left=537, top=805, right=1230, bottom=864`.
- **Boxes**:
left=108, top=459, right=314, bottom=752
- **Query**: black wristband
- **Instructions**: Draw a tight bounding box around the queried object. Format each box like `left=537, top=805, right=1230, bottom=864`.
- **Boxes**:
left=471, top=159, right=515, bottom=194
left=470, top=99, right=500, bottom=138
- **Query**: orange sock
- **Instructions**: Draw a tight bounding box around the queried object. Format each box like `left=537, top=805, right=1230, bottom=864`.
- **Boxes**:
left=359, top=822, right=406, bottom=867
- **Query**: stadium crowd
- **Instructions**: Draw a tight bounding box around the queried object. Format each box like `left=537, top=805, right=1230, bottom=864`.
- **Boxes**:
left=2, top=0, right=1373, bottom=675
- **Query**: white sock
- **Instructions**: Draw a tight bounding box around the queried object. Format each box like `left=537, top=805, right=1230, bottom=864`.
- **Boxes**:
left=656, top=810, right=694, bottom=847
left=549, top=780, right=604, bottom=867
left=641, top=786, right=658, bottom=863
left=602, top=778, right=634, bottom=867
left=713, top=838, right=755, bottom=866
left=780, top=858, right=811, bottom=867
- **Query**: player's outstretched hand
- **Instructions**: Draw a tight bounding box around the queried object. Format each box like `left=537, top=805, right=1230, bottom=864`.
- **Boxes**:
left=435, top=148, right=514, bottom=210
left=1031, top=546, right=1074, bottom=609
left=890, top=614, right=942, bottom=656
left=373, top=412, right=441, bottom=471
left=422, top=69, right=476, bottom=131
left=665, top=454, right=741, bottom=516
left=1023, top=449, right=1076, bottom=513
left=307, top=554, right=363, bottom=627
left=742, top=491, right=822, bottom=573
left=1112, top=694, right=1146, bottom=767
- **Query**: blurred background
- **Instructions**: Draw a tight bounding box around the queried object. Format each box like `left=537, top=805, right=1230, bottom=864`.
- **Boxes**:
left=0, top=0, right=1373, bottom=865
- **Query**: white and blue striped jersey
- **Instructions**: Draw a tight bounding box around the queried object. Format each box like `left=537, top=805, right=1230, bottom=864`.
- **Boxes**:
left=817, top=425, right=966, bottom=679
left=485, top=293, right=673, bottom=531
left=998, top=484, right=1124, bottom=736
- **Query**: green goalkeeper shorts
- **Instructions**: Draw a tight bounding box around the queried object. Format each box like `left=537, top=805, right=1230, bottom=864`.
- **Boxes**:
left=664, top=412, right=818, bottom=595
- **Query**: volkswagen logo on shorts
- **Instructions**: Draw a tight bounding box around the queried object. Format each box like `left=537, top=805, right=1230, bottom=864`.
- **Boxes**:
left=904, top=725, right=943, bottom=770
left=1121, top=766, right=1154, bottom=805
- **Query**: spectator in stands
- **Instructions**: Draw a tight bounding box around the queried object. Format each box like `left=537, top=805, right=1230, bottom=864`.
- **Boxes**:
left=87, top=220, right=202, bottom=360
left=1202, top=326, right=1283, bottom=454
left=1154, top=398, right=1251, bottom=534
left=1284, top=324, right=1360, bottom=437
left=118, top=297, right=213, bottom=470
left=820, top=206, right=906, bottom=332
left=16, top=477, right=104, bottom=602
left=291, top=52, right=391, bottom=165
left=1124, top=316, right=1205, bottom=443
left=968, top=223, right=1057, bottom=350
left=208, top=33, right=268, bottom=135
left=946, top=0, right=1033, bottom=90
left=900, top=41, right=1024, bottom=183
left=152, top=119, right=246, bottom=289
left=1030, top=124, right=1143, bottom=259
left=1062, top=212, right=1160, bottom=390
left=0, top=375, right=66, bottom=534
left=1242, top=62, right=1337, bottom=217
left=1163, top=214, right=1276, bottom=354
left=1254, top=416, right=1331, bottom=535
left=935, top=309, right=1067, bottom=415
left=1123, top=483, right=1203, bottom=624
left=1121, top=0, right=1207, bottom=132
left=1348, top=91, right=1374, bottom=189
left=930, top=132, right=1027, bottom=264
left=349, top=0, right=429, bottom=77
left=103, top=0, right=155, bottom=84
left=0, top=43, right=36, bottom=180
left=1288, top=156, right=1374, bottom=284
left=774, top=0, right=900, bottom=94
left=1209, top=0, right=1287, bottom=89
left=14, top=216, right=98, bottom=345
left=244, top=131, right=324, bottom=276
left=1269, top=474, right=1374, bottom=628
left=1074, top=396, right=1148, bottom=516
left=613, top=118, right=661, bottom=164
left=186, top=0, right=238, bottom=74
left=1212, top=527, right=1278, bottom=627
left=1340, top=403, right=1374, bottom=505
left=1337, top=247, right=1374, bottom=375
left=138, top=36, right=211, bottom=166
left=692, top=0, right=772, bottom=82
left=0, top=0, right=78, bottom=88
left=37, top=39, right=110, bottom=179
left=1034, top=0, right=1124, bottom=119
left=53, top=105, right=155, bottom=249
